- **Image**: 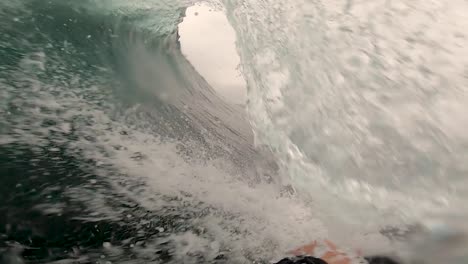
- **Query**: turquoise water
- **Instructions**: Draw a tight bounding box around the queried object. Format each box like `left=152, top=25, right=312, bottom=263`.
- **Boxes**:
left=0, top=1, right=267, bottom=262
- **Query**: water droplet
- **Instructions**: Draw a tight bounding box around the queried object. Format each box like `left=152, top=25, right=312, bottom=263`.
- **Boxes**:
left=103, top=242, right=112, bottom=249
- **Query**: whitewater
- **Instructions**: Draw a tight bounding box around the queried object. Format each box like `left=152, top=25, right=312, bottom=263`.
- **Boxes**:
left=0, top=0, right=467, bottom=263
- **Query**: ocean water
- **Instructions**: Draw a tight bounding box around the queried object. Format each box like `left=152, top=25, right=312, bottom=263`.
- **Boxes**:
left=1, top=0, right=467, bottom=263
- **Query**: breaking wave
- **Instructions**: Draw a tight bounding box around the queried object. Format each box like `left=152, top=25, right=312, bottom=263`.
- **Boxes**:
left=1, top=0, right=467, bottom=263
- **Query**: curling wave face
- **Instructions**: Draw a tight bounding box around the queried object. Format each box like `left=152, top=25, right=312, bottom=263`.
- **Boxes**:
left=1, top=0, right=467, bottom=263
